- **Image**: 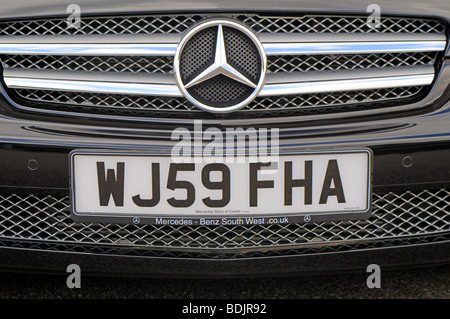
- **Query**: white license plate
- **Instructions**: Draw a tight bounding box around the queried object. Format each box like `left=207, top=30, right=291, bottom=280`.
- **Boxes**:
left=70, top=150, right=372, bottom=225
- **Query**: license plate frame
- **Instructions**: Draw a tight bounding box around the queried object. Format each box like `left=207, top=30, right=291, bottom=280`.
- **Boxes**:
left=69, top=149, right=373, bottom=225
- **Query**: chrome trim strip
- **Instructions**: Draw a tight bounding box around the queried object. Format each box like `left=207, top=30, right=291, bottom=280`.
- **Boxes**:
left=4, top=68, right=434, bottom=98
left=3, top=68, right=177, bottom=85
left=263, top=41, right=446, bottom=55
left=264, top=65, right=435, bottom=84
left=5, top=65, right=431, bottom=87
left=0, top=40, right=444, bottom=56
left=259, top=74, right=434, bottom=96
left=258, top=32, right=447, bottom=43
left=0, top=34, right=182, bottom=44
left=0, top=32, right=443, bottom=44
left=0, top=43, right=178, bottom=56
left=4, top=77, right=183, bottom=97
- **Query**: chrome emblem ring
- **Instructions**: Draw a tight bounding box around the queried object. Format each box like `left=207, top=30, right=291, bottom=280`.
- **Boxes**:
left=174, top=19, right=267, bottom=113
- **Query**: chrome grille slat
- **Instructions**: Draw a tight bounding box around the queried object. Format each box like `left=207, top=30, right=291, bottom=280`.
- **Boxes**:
left=1, top=52, right=437, bottom=79
left=3, top=65, right=435, bottom=97
left=0, top=38, right=444, bottom=56
left=0, top=189, right=448, bottom=251
left=262, top=40, right=445, bottom=55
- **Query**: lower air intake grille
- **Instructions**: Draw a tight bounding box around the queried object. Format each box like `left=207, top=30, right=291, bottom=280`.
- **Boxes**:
left=0, top=188, right=448, bottom=253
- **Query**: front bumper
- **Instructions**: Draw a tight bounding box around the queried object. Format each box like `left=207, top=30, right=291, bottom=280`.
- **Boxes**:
left=0, top=236, right=448, bottom=277
left=0, top=70, right=448, bottom=277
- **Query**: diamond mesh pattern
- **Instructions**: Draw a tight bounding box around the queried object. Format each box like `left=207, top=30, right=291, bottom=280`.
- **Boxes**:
left=0, top=14, right=444, bottom=36
left=0, top=188, right=448, bottom=250
left=223, top=27, right=261, bottom=81
left=13, top=89, right=194, bottom=111
left=1, top=55, right=174, bottom=74
left=0, top=15, right=205, bottom=36
left=2, top=52, right=436, bottom=76
left=188, top=75, right=253, bottom=104
left=267, top=52, right=436, bottom=73
left=248, top=86, right=423, bottom=111
left=12, top=86, right=423, bottom=114
left=238, top=15, right=446, bottom=34
left=180, top=27, right=216, bottom=81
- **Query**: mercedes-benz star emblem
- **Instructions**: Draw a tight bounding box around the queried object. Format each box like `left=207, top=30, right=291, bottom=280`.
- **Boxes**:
left=174, top=20, right=267, bottom=113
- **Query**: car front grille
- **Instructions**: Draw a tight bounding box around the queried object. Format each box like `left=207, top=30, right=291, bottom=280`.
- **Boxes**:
left=0, top=13, right=446, bottom=119
left=0, top=188, right=448, bottom=258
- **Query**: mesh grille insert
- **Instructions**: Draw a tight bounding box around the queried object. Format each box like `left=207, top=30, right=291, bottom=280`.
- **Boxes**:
left=1, top=55, right=174, bottom=74
left=12, top=86, right=424, bottom=116
left=188, top=74, right=253, bottom=105
left=0, top=188, right=448, bottom=252
left=0, top=15, right=444, bottom=36
left=267, top=52, right=437, bottom=73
